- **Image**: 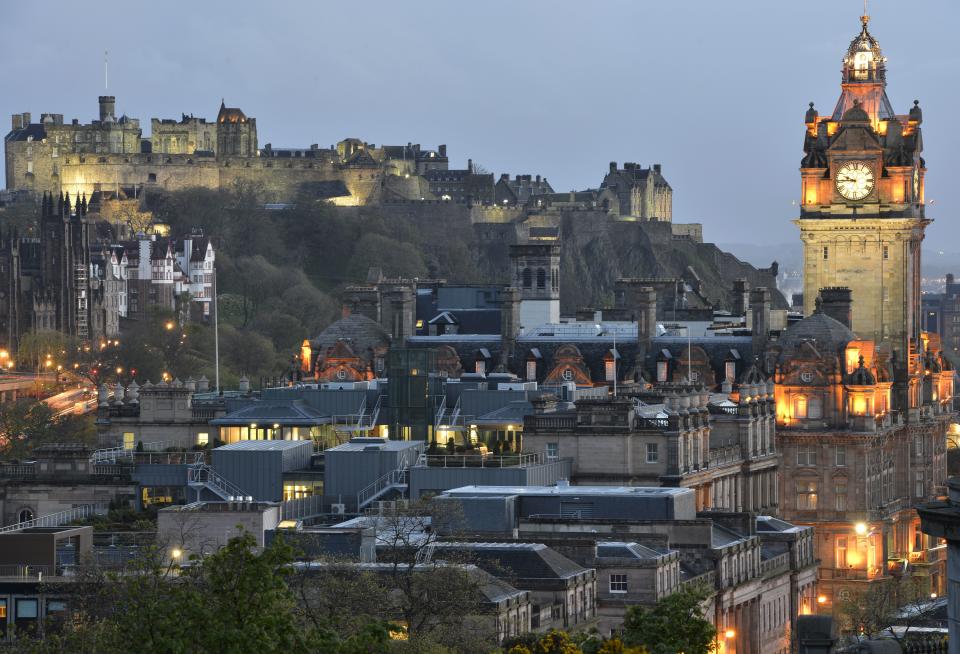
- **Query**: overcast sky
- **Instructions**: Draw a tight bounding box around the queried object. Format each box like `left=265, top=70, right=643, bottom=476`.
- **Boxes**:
left=3, top=0, right=958, bottom=247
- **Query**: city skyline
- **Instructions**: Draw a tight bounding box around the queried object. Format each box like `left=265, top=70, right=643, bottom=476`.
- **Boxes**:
left=4, top=0, right=959, bottom=246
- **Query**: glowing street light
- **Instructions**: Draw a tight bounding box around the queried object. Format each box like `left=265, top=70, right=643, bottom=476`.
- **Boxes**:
left=724, top=629, right=736, bottom=640
left=171, top=548, right=182, bottom=560
left=817, top=595, right=828, bottom=605
left=854, top=522, right=868, bottom=536
left=165, top=321, right=175, bottom=331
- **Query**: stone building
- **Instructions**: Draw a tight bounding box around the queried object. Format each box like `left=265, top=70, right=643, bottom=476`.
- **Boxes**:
left=600, top=162, right=673, bottom=221
left=0, top=444, right=138, bottom=526
left=796, top=15, right=926, bottom=353
left=776, top=14, right=954, bottom=607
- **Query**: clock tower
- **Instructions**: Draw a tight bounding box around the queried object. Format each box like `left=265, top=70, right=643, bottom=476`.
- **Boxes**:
left=796, top=13, right=927, bottom=365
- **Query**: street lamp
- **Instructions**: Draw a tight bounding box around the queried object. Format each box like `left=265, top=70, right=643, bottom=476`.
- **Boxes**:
left=854, top=522, right=868, bottom=536
left=171, top=548, right=182, bottom=561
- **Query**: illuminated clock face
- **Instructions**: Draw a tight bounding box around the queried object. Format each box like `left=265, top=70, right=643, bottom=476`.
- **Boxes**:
left=835, top=161, right=875, bottom=201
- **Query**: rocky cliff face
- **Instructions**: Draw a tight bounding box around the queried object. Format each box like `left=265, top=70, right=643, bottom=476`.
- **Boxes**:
left=471, top=210, right=786, bottom=312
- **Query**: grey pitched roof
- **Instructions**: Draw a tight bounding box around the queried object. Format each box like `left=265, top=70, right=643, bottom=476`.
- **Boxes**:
left=211, top=400, right=331, bottom=426
left=312, top=314, right=390, bottom=357
left=435, top=542, right=590, bottom=581
left=596, top=542, right=669, bottom=560
left=777, top=312, right=855, bottom=358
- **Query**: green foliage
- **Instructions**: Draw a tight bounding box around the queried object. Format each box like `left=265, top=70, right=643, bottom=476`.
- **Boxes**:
left=504, top=630, right=646, bottom=654
left=22, top=532, right=392, bottom=654
left=622, top=585, right=716, bottom=654
left=0, top=400, right=95, bottom=460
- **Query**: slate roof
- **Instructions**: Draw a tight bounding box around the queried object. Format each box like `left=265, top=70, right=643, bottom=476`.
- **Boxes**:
left=435, top=542, right=590, bottom=581
left=596, top=542, right=669, bottom=561
left=5, top=124, right=47, bottom=142
left=311, top=314, right=390, bottom=357
left=777, top=312, right=855, bottom=357
left=211, top=400, right=331, bottom=426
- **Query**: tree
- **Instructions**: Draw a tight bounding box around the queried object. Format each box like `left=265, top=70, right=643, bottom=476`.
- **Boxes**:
left=836, top=575, right=937, bottom=646
left=504, top=630, right=646, bottom=654
left=622, top=585, right=716, bottom=654
left=0, top=400, right=95, bottom=460
left=25, top=532, right=390, bottom=654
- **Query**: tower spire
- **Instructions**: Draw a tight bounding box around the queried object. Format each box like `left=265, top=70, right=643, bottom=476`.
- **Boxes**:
left=861, top=0, right=869, bottom=27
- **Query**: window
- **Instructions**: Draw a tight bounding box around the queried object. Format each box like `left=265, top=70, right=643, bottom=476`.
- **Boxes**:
left=475, top=360, right=486, bottom=375
left=546, top=442, right=559, bottom=460
left=123, top=432, right=135, bottom=450
left=646, top=443, right=659, bottom=464
left=915, top=471, right=925, bottom=498
left=14, top=598, right=37, bottom=635
left=0, top=599, right=6, bottom=638
left=795, top=395, right=808, bottom=418
left=883, top=245, right=889, bottom=260
left=609, top=574, right=628, bottom=593
left=196, top=432, right=209, bottom=447
left=605, top=359, right=616, bottom=382
left=17, top=508, right=33, bottom=523
left=835, top=483, right=847, bottom=512
left=835, top=446, right=847, bottom=467
left=835, top=537, right=848, bottom=568
left=536, top=268, right=546, bottom=289
left=521, top=268, right=532, bottom=289
left=797, top=480, right=818, bottom=510
left=796, top=445, right=817, bottom=466
left=823, top=246, right=829, bottom=260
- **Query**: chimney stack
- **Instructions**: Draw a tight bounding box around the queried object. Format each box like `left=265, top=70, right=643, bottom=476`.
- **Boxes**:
left=11, top=114, right=22, bottom=131
left=818, top=287, right=853, bottom=329
left=499, top=287, right=522, bottom=370
left=609, top=161, right=617, bottom=174
left=751, top=287, right=771, bottom=354
left=438, top=144, right=446, bottom=157
left=732, top=279, right=750, bottom=317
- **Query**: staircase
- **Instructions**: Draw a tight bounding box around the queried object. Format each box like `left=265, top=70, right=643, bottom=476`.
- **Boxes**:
left=332, top=394, right=384, bottom=438
left=187, top=463, right=248, bottom=501
left=356, top=465, right=409, bottom=510
left=0, top=504, right=107, bottom=533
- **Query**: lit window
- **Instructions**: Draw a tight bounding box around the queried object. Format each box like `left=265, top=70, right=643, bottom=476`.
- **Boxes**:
left=657, top=361, right=668, bottom=383
left=725, top=361, right=736, bottom=382
left=797, top=480, right=818, bottom=510
left=609, top=574, right=628, bottom=593
left=123, top=432, right=135, bottom=450
left=197, top=433, right=209, bottom=446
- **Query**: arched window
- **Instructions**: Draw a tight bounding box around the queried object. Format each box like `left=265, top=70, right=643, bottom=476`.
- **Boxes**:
left=18, top=508, right=33, bottom=524
left=536, top=268, right=546, bottom=289
left=522, top=268, right=532, bottom=289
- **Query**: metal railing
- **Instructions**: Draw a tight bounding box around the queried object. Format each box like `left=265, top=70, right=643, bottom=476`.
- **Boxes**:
left=0, top=564, right=52, bottom=579
left=420, top=451, right=547, bottom=468
left=356, top=467, right=408, bottom=509
left=280, top=495, right=327, bottom=521
left=187, top=463, right=248, bottom=501
left=90, top=440, right=181, bottom=464
left=0, top=504, right=107, bottom=533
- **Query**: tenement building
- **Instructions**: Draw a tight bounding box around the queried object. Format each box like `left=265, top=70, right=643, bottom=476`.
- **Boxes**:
left=774, top=13, right=954, bottom=606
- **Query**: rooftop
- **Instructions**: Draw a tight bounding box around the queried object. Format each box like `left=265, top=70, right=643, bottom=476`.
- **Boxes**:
left=214, top=440, right=313, bottom=452
left=326, top=437, right=425, bottom=453
left=443, top=484, right=693, bottom=498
